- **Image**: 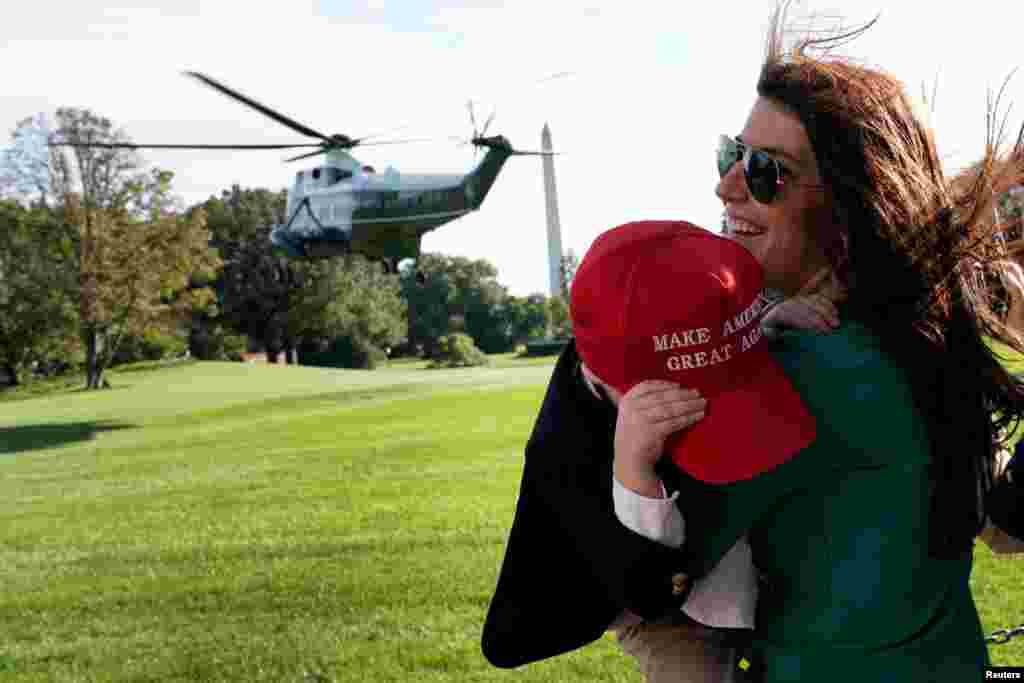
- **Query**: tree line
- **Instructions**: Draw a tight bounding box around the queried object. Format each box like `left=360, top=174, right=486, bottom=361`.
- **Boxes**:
left=0, top=108, right=574, bottom=390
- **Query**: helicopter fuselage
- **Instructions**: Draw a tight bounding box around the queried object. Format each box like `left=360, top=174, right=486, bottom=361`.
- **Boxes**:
left=270, top=144, right=512, bottom=264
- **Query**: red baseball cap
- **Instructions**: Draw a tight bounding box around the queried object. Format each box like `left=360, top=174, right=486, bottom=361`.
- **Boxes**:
left=570, top=220, right=816, bottom=484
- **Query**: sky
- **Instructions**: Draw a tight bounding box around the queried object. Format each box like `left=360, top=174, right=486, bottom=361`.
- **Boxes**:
left=3, top=1, right=1024, bottom=297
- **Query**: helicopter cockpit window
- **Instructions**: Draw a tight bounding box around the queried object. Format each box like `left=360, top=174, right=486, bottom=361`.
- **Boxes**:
left=328, top=168, right=353, bottom=185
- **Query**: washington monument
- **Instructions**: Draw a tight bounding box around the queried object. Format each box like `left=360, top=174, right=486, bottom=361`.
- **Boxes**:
left=542, top=123, right=564, bottom=298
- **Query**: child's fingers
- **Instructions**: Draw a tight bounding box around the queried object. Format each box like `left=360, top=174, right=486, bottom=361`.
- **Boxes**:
left=800, top=295, right=839, bottom=328
left=810, top=295, right=839, bottom=321
left=625, top=381, right=700, bottom=402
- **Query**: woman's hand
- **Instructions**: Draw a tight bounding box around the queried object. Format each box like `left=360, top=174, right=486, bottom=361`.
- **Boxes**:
left=763, top=293, right=839, bottom=334
left=613, top=381, right=706, bottom=497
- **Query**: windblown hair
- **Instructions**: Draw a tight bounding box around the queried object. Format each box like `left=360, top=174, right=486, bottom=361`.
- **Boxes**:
left=759, top=2, right=1024, bottom=557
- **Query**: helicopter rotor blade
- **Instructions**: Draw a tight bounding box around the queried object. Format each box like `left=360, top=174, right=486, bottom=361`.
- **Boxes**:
left=467, top=100, right=479, bottom=136
left=49, top=141, right=325, bottom=150
left=184, top=71, right=333, bottom=143
left=281, top=136, right=439, bottom=162
left=284, top=148, right=329, bottom=163
left=354, top=123, right=413, bottom=143
left=510, top=150, right=560, bottom=157
left=481, top=110, right=496, bottom=138
left=354, top=137, right=436, bottom=147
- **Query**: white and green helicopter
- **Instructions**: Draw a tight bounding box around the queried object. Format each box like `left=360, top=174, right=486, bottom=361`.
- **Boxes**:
left=55, top=71, right=553, bottom=274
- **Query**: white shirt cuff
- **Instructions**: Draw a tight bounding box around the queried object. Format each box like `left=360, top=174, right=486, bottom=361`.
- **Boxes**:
left=612, top=476, right=685, bottom=548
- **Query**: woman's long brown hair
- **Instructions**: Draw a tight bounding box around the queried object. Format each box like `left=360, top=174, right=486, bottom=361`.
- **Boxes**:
left=760, top=1, right=1024, bottom=557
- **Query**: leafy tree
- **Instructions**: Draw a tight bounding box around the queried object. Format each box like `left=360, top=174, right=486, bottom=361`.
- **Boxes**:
left=314, top=254, right=406, bottom=355
left=111, top=327, right=188, bottom=366
left=0, top=200, right=79, bottom=385
left=11, top=107, right=218, bottom=389
left=400, top=254, right=456, bottom=356
left=200, top=186, right=294, bottom=361
left=189, top=321, right=247, bottom=362
left=546, top=294, right=572, bottom=338
left=400, top=253, right=509, bottom=355
left=0, top=113, right=53, bottom=207
left=48, top=107, right=144, bottom=212
left=502, top=294, right=550, bottom=346
left=202, top=186, right=405, bottom=365
left=1, top=108, right=225, bottom=389
left=65, top=197, right=221, bottom=389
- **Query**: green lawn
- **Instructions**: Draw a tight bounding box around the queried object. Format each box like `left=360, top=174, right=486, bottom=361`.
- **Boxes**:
left=1, top=357, right=639, bottom=682
left=2, top=354, right=1024, bottom=681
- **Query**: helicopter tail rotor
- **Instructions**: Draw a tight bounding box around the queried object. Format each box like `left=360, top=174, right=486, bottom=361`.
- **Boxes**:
left=463, top=99, right=499, bottom=160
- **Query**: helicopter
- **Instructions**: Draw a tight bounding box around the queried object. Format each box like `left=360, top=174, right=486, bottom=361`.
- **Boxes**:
left=51, top=71, right=555, bottom=275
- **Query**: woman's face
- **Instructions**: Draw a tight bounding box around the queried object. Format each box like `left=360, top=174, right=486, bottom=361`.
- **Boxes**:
left=716, top=96, right=833, bottom=296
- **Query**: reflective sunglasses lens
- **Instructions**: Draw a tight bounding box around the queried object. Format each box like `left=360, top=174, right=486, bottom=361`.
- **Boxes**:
left=745, top=148, right=779, bottom=204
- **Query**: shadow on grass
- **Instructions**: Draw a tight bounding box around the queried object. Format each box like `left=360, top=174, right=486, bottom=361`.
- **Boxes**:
left=0, top=421, right=136, bottom=455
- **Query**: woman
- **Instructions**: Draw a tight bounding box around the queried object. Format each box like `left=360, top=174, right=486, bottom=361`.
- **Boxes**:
left=483, top=3, right=1024, bottom=681
left=613, top=4, right=1024, bottom=680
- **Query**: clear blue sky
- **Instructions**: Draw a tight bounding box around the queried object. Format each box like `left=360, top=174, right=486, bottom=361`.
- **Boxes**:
left=3, top=1, right=1023, bottom=296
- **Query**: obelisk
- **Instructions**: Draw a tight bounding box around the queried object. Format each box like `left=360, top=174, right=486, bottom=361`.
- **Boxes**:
left=542, top=123, right=564, bottom=298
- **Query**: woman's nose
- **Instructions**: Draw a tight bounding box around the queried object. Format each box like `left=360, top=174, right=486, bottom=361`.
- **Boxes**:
left=715, top=160, right=747, bottom=204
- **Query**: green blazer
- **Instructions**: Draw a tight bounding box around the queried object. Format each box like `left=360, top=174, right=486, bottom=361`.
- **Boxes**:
left=674, top=318, right=989, bottom=681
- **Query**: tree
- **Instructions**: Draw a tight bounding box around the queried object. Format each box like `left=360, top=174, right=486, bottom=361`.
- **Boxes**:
left=0, top=113, right=53, bottom=207
left=501, top=294, right=549, bottom=346
left=400, top=254, right=457, bottom=356
left=65, top=196, right=221, bottom=389
left=2, top=108, right=225, bottom=389
left=400, top=253, right=509, bottom=355
left=546, top=294, right=572, bottom=338
left=201, top=186, right=294, bottom=361
left=21, top=107, right=218, bottom=390
left=0, top=200, right=79, bottom=385
left=314, top=254, right=406, bottom=355
left=48, top=107, right=144, bottom=212
left=202, top=186, right=405, bottom=365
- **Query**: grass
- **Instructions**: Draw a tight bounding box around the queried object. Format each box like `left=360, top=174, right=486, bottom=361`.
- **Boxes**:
left=1, top=355, right=642, bottom=682
left=2, top=350, right=1024, bottom=680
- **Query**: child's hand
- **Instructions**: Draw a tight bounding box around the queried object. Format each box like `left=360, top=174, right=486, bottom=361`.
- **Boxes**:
left=763, top=294, right=839, bottom=334
left=613, top=381, right=705, bottom=496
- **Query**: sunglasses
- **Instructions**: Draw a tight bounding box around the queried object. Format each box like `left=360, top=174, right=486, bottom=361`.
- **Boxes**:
left=717, top=135, right=823, bottom=205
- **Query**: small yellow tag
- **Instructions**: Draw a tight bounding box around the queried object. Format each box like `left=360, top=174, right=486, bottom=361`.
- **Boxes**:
left=738, top=657, right=751, bottom=672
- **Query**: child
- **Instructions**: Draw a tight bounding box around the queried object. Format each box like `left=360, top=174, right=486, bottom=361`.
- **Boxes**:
left=569, top=221, right=836, bottom=682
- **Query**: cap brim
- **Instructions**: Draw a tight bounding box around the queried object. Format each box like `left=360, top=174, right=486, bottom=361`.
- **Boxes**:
left=666, top=350, right=816, bottom=484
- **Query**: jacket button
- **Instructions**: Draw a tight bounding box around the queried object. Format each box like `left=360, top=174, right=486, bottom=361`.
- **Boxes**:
left=671, top=573, right=689, bottom=596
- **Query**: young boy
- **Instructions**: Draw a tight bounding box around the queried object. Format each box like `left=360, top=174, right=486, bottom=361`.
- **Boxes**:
left=570, top=221, right=836, bottom=682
